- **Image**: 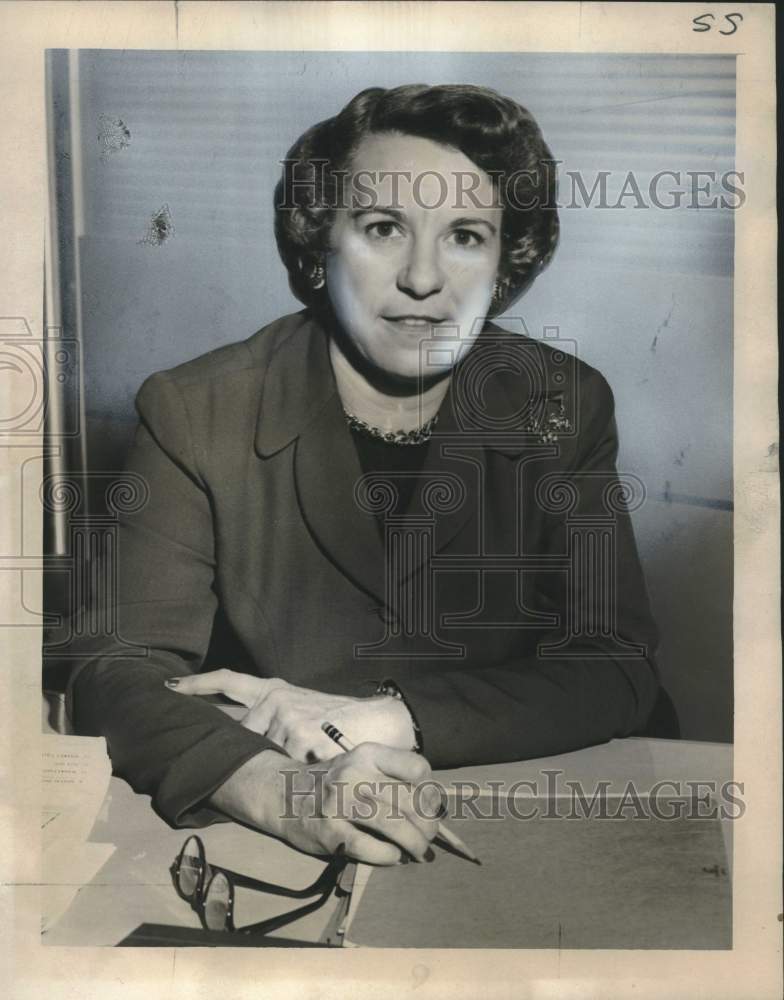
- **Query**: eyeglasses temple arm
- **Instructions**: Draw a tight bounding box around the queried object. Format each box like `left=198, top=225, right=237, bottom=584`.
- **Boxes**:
left=217, top=857, right=345, bottom=898
left=236, top=883, right=337, bottom=936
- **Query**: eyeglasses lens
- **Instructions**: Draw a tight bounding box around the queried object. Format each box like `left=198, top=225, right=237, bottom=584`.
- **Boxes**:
left=177, top=836, right=202, bottom=899
left=203, top=871, right=231, bottom=932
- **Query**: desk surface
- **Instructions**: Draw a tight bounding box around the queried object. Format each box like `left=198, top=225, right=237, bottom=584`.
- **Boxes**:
left=42, top=737, right=733, bottom=948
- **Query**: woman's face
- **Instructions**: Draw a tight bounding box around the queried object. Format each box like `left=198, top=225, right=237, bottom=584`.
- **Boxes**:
left=326, top=132, right=503, bottom=384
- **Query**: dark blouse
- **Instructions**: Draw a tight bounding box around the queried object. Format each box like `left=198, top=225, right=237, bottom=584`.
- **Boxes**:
left=349, top=426, right=430, bottom=529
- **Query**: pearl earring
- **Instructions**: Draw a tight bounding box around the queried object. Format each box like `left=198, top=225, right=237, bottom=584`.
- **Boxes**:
left=311, top=262, right=325, bottom=290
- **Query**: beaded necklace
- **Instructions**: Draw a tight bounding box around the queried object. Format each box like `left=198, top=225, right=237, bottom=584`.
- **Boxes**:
left=343, top=411, right=438, bottom=446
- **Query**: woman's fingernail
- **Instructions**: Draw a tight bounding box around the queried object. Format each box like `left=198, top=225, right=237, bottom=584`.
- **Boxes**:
left=424, top=847, right=436, bottom=863
left=164, top=678, right=180, bottom=689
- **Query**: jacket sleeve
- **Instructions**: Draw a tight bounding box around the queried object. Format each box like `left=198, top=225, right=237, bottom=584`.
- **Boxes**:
left=390, top=370, right=661, bottom=768
left=66, top=372, right=276, bottom=827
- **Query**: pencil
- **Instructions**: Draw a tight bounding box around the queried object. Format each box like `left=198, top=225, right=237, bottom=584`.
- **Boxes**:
left=321, top=721, right=482, bottom=866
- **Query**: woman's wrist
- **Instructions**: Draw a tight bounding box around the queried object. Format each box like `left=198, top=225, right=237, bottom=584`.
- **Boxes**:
left=208, top=748, right=290, bottom=835
left=366, top=690, right=419, bottom=752
left=375, top=680, right=423, bottom=753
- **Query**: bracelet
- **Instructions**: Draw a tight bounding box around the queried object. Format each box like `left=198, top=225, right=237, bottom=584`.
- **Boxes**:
left=377, top=679, right=424, bottom=754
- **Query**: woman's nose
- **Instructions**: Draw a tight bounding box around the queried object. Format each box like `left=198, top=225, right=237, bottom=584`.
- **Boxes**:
left=397, top=239, right=444, bottom=299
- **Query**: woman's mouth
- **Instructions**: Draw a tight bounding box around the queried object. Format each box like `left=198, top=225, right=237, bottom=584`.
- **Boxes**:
left=382, top=314, right=448, bottom=328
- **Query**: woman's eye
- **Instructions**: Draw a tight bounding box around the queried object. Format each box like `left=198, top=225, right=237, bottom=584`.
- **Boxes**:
left=449, top=229, right=485, bottom=247
left=365, top=221, right=401, bottom=240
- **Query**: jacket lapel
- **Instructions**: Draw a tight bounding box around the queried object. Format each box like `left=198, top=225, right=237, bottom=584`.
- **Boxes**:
left=254, top=315, right=387, bottom=604
left=295, top=390, right=389, bottom=605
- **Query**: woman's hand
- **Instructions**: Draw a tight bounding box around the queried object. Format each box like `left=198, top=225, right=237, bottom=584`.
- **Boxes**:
left=209, top=744, right=441, bottom=866
left=166, top=669, right=416, bottom=761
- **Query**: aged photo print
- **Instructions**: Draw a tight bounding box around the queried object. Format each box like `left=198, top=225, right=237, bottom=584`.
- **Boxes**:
left=1, top=3, right=779, bottom=999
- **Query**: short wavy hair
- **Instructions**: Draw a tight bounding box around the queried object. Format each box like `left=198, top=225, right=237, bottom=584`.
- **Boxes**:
left=274, top=84, right=559, bottom=316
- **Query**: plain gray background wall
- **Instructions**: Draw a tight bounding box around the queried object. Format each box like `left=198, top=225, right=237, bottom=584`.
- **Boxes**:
left=49, top=49, right=735, bottom=742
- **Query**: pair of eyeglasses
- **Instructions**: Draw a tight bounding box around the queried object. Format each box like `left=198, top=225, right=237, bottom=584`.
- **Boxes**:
left=170, top=834, right=347, bottom=935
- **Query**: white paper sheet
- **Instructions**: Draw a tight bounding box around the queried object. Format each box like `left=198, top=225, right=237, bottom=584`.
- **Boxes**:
left=41, top=734, right=115, bottom=932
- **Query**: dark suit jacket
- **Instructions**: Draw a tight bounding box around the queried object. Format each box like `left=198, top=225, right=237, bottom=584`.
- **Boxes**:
left=68, top=310, right=660, bottom=826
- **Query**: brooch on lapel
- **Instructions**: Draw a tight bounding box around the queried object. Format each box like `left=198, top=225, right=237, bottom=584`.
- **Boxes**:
left=522, top=395, right=573, bottom=444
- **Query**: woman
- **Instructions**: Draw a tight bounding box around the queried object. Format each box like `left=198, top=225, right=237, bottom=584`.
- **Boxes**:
left=69, top=85, right=660, bottom=866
